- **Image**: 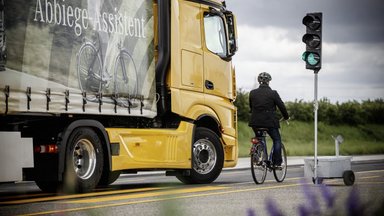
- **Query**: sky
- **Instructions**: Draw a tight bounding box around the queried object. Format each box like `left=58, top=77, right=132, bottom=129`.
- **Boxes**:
left=225, top=0, right=384, bottom=103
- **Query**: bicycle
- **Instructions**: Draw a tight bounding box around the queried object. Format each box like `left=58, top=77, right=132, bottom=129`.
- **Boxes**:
left=76, top=36, right=138, bottom=107
left=250, top=128, right=287, bottom=184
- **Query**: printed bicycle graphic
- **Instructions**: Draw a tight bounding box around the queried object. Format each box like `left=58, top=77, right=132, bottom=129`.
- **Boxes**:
left=76, top=36, right=139, bottom=107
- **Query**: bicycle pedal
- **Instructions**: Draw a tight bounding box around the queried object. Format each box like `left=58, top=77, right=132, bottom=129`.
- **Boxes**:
left=274, top=166, right=283, bottom=170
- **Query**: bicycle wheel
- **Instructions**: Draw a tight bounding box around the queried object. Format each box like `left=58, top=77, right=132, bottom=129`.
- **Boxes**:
left=251, top=143, right=267, bottom=184
left=77, top=43, right=103, bottom=98
left=273, top=143, right=287, bottom=182
left=114, top=50, right=138, bottom=101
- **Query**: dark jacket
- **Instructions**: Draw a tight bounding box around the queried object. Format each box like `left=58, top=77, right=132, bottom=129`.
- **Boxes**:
left=248, top=84, right=289, bottom=128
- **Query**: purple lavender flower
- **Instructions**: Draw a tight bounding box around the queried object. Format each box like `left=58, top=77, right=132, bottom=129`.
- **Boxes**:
left=319, top=184, right=335, bottom=208
left=265, top=199, right=284, bottom=216
left=300, top=181, right=320, bottom=214
left=346, top=187, right=365, bottom=216
left=247, top=208, right=256, bottom=216
left=298, top=204, right=310, bottom=216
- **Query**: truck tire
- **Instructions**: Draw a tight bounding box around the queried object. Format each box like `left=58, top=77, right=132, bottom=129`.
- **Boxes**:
left=98, top=170, right=121, bottom=186
left=177, top=127, right=224, bottom=184
left=35, top=180, right=61, bottom=193
left=63, top=127, right=103, bottom=193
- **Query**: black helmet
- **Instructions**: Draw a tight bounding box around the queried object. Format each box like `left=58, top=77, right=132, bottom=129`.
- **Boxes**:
left=258, top=72, right=272, bottom=84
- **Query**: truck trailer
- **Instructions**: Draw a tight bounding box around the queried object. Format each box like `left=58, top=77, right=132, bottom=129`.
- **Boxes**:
left=0, top=0, right=238, bottom=193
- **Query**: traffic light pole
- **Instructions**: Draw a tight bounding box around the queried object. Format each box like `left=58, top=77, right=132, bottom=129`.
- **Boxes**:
left=314, top=70, right=319, bottom=184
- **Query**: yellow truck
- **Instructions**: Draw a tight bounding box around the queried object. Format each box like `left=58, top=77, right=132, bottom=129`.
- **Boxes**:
left=0, top=0, right=238, bottom=193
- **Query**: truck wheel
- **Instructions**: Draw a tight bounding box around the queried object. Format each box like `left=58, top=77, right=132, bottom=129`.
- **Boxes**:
left=177, top=127, right=224, bottom=184
left=63, top=128, right=103, bottom=193
left=98, top=171, right=121, bottom=186
left=343, top=170, right=355, bottom=186
left=35, top=181, right=61, bottom=193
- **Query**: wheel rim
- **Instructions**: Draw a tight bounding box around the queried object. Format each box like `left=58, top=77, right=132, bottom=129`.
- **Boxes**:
left=193, top=139, right=217, bottom=174
left=72, top=139, right=97, bottom=180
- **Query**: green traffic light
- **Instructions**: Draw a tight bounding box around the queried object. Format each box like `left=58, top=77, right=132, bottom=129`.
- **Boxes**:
left=302, top=52, right=320, bottom=66
left=307, top=53, right=319, bottom=65
left=301, top=52, right=307, bottom=61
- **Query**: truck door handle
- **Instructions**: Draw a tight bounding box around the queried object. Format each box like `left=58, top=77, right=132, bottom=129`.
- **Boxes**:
left=205, top=80, right=214, bottom=90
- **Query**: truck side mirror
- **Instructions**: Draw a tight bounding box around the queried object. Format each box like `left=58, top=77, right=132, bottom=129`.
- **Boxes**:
left=224, top=12, right=238, bottom=57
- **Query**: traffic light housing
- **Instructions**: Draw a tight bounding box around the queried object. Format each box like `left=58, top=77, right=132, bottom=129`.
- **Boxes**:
left=302, top=12, right=322, bottom=71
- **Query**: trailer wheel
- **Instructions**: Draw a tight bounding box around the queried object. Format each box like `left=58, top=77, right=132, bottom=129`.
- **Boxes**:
left=63, top=128, right=103, bottom=193
left=343, top=170, right=355, bottom=186
left=177, top=127, right=224, bottom=184
left=312, top=177, right=323, bottom=184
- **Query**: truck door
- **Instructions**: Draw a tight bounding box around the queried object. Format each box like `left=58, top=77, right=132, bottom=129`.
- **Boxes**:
left=179, top=1, right=204, bottom=93
left=202, top=9, right=233, bottom=99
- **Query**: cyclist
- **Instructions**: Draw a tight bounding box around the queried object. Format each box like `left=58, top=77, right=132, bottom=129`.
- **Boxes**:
left=248, top=72, right=289, bottom=168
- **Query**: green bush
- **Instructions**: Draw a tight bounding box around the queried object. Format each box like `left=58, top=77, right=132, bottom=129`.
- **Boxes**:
left=362, top=99, right=384, bottom=124
left=234, top=88, right=250, bottom=121
left=234, top=89, right=384, bottom=125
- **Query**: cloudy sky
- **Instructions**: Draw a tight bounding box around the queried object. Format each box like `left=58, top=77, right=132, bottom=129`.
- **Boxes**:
left=225, top=0, right=384, bottom=102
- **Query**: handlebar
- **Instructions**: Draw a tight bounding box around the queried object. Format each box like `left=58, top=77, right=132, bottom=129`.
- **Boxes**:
left=279, top=117, right=290, bottom=125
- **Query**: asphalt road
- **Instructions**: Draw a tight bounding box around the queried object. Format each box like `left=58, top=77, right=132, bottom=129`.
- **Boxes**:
left=0, top=160, right=383, bottom=216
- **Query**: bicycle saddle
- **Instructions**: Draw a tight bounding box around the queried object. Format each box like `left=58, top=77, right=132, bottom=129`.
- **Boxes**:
left=254, top=128, right=268, bottom=131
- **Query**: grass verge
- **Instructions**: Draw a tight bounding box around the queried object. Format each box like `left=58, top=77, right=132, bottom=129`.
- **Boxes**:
left=237, top=120, right=384, bottom=157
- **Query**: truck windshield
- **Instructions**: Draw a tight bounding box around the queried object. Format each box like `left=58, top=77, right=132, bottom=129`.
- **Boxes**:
left=204, top=15, right=227, bottom=57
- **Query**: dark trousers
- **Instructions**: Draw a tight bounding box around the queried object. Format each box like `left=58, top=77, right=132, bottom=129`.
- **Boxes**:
left=252, top=127, right=282, bottom=166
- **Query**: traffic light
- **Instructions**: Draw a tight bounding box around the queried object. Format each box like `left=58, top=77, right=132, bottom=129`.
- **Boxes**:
left=302, top=12, right=322, bottom=71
